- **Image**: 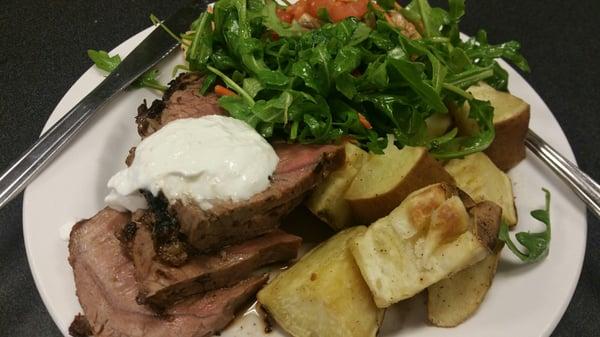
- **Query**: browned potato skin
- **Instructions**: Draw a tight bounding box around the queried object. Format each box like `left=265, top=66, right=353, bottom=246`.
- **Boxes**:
left=443, top=184, right=502, bottom=252
left=445, top=152, right=518, bottom=226
left=425, top=189, right=503, bottom=328
left=484, top=106, right=530, bottom=171
left=346, top=150, right=455, bottom=225
left=427, top=252, right=501, bottom=327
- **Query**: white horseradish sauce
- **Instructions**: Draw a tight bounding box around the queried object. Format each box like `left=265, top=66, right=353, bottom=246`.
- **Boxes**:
left=105, top=116, right=279, bottom=211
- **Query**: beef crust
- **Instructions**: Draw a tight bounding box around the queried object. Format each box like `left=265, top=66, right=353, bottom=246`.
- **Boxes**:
left=68, top=314, right=93, bottom=337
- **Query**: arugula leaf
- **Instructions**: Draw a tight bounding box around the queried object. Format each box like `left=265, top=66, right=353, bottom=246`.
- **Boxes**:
left=499, top=188, right=552, bottom=263
left=430, top=99, right=494, bottom=158
left=446, top=0, right=464, bottom=43
left=87, top=49, right=166, bottom=91
left=252, top=90, right=294, bottom=123
left=404, top=0, right=449, bottom=38
left=132, top=69, right=168, bottom=91
left=177, top=0, right=530, bottom=156
left=219, top=95, right=260, bottom=126
left=335, top=73, right=358, bottom=99
left=87, top=50, right=121, bottom=72
left=187, top=12, right=214, bottom=71
left=387, top=58, right=447, bottom=113
left=332, top=46, right=362, bottom=77
left=199, top=73, right=217, bottom=95
left=242, top=77, right=264, bottom=98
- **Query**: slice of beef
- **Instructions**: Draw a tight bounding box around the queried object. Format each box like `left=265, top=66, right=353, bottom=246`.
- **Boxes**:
left=133, top=71, right=345, bottom=252
left=136, top=72, right=225, bottom=138
left=69, top=208, right=267, bottom=337
left=173, top=143, right=344, bottom=251
left=130, top=220, right=301, bottom=311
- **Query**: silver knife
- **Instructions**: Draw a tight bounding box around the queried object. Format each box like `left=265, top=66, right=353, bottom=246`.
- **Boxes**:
left=0, top=0, right=209, bottom=209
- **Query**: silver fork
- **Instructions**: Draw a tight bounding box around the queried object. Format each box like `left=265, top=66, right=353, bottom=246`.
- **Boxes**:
left=526, top=129, right=600, bottom=219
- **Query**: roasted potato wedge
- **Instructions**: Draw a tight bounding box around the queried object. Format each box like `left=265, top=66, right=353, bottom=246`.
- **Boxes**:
left=451, top=82, right=530, bottom=171
left=350, top=183, right=501, bottom=308
left=427, top=252, right=500, bottom=327
left=445, top=152, right=517, bottom=226
left=257, top=226, right=384, bottom=337
left=344, top=145, right=454, bottom=225
left=306, top=143, right=368, bottom=230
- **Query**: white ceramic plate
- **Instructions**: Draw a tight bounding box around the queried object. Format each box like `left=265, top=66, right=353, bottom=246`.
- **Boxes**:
left=23, top=27, right=587, bottom=337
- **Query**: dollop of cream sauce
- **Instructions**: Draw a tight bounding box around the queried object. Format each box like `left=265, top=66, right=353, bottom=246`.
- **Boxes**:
left=105, top=116, right=279, bottom=211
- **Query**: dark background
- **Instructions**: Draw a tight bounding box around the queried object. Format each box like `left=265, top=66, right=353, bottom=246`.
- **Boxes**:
left=0, top=0, right=598, bottom=336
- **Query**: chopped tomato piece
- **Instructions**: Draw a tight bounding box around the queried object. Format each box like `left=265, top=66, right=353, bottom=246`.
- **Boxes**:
left=277, top=8, right=294, bottom=23
left=277, top=0, right=369, bottom=24
left=327, top=0, right=369, bottom=22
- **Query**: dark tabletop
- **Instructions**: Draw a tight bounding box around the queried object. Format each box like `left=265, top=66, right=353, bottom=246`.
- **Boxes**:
left=1, top=0, right=598, bottom=336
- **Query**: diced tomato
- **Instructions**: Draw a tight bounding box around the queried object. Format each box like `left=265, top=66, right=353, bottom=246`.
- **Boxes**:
left=293, top=1, right=309, bottom=20
left=277, top=8, right=294, bottom=23
left=327, top=0, right=369, bottom=22
left=277, top=0, right=369, bottom=24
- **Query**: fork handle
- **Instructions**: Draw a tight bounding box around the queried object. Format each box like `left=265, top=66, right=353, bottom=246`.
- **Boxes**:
left=526, top=129, right=600, bottom=219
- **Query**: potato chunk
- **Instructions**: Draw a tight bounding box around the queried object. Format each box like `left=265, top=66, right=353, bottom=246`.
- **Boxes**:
left=451, top=82, right=530, bottom=171
left=344, top=145, right=454, bottom=225
left=427, top=253, right=500, bottom=327
left=257, top=227, right=384, bottom=337
left=306, top=143, right=368, bottom=230
left=445, top=152, right=517, bottom=226
left=350, top=183, right=501, bottom=308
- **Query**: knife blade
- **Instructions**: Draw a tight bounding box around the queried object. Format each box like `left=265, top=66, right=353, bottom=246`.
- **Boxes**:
left=0, top=0, right=210, bottom=209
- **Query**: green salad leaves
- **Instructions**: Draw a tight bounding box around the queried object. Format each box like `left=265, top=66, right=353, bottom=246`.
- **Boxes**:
left=87, top=49, right=167, bottom=91
left=499, top=188, right=552, bottom=263
left=179, top=0, right=528, bottom=156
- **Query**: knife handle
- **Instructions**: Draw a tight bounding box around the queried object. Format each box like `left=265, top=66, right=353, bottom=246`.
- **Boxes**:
left=526, top=129, right=600, bottom=219
left=0, top=69, right=134, bottom=209
left=0, top=25, right=173, bottom=209
left=0, top=0, right=210, bottom=209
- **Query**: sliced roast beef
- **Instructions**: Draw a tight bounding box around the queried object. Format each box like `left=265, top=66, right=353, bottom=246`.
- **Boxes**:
left=133, top=72, right=345, bottom=252
left=136, top=72, right=225, bottom=137
left=69, top=208, right=267, bottom=337
left=129, top=221, right=301, bottom=311
left=173, top=143, right=344, bottom=251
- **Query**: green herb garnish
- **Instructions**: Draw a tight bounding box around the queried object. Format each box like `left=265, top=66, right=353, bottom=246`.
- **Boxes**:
left=177, top=0, right=528, bottom=155
left=87, top=49, right=167, bottom=91
left=175, top=0, right=529, bottom=156
left=499, top=188, right=552, bottom=263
